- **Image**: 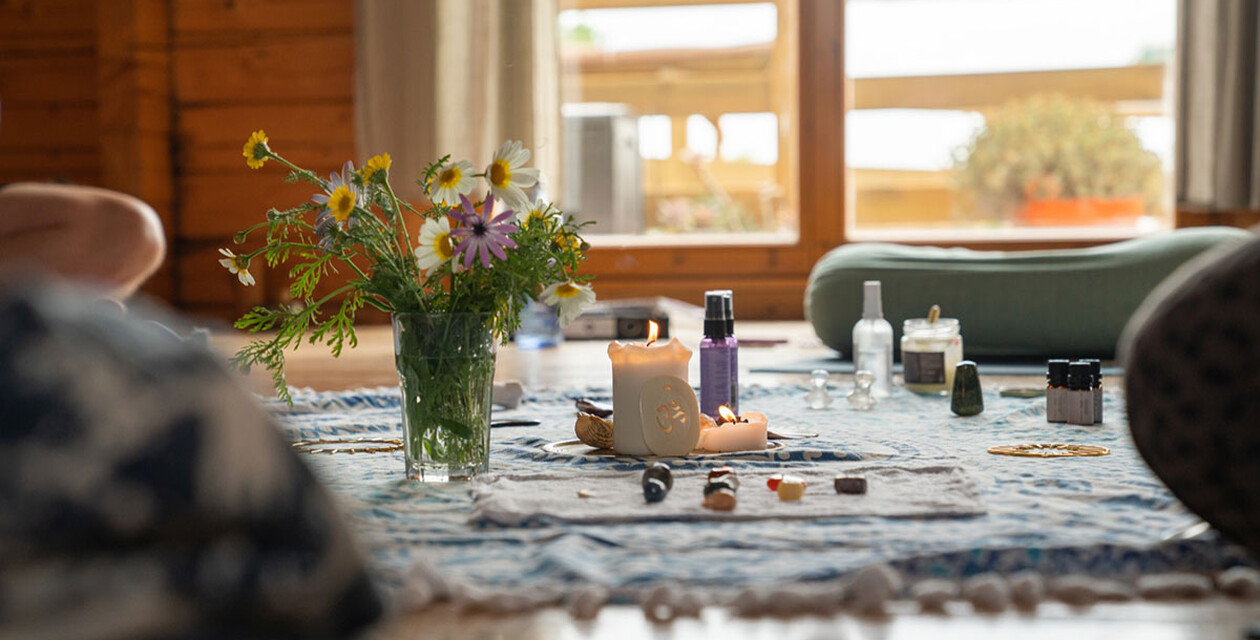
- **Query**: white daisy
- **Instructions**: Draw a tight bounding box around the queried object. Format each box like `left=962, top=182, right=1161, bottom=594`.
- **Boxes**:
left=540, top=281, right=595, bottom=327
left=485, top=140, right=540, bottom=211
left=430, top=159, right=475, bottom=207
left=218, top=248, right=256, bottom=286
left=414, top=217, right=456, bottom=270
left=516, top=198, right=560, bottom=228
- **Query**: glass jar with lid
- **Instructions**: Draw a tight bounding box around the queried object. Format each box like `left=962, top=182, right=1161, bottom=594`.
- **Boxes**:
left=900, top=318, right=963, bottom=395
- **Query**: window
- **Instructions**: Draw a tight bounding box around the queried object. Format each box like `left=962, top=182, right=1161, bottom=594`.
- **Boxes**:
left=845, top=0, right=1177, bottom=240
left=558, top=1, right=799, bottom=243
left=566, top=1, right=1173, bottom=318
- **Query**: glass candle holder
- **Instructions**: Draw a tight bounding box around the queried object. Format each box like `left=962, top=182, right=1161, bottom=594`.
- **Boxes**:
left=901, top=318, right=963, bottom=395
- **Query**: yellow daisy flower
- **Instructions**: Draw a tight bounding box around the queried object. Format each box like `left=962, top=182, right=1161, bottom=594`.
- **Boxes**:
left=363, top=153, right=392, bottom=182
left=328, top=185, right=356, bottom=223
left=414, top=217, right=456, bottom=270
left=485, top=140, right=540, bottom=211
left=242, top=130, right=270, bottom=169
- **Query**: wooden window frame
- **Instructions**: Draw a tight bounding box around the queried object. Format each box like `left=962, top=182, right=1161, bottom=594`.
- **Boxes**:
left=579, top=1, right=1167, bottom=319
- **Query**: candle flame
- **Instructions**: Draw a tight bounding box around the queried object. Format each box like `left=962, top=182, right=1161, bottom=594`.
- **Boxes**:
left=646, top=320, right=659, bottom=346
left=717, top=405, right=737, bottom=424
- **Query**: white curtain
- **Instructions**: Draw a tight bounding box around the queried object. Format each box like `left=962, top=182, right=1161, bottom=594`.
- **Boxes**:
left=1177, top=0, right=1260, bottom=210
left=355, top=0, right=561, bottom=203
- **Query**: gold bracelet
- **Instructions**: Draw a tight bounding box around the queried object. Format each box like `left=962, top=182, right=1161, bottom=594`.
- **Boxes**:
left=987, top=443, right=1110, bottom=458
left=291, top=437, right=403, bottom=455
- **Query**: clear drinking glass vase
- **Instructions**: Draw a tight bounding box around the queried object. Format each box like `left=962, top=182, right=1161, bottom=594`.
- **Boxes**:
left=392, top=312, right=496, bottom=481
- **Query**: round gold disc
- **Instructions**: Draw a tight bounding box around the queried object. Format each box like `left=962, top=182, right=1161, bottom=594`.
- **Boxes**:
left=987, top=443, right=1110, bottom=458
left=291, top=437, right=403, bottom=455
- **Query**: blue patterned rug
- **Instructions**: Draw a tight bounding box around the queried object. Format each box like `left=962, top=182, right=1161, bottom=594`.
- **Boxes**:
left=269, top=384, right=1254, bottom=605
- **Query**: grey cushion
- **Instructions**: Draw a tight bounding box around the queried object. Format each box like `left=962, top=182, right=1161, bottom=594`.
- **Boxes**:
left=804, top=227, right=1255, bottom=359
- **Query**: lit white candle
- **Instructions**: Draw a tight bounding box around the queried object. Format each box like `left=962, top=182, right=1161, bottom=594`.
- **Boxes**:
left=607, top=321, right=693, bottom=455
left=697, top=405, right=768, bottom=452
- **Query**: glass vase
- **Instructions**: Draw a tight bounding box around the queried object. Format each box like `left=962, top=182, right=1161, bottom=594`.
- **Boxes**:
left=392, top=312, right=496, bottom=481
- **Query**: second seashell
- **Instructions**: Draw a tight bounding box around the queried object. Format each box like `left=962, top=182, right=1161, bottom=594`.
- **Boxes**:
left=575, top=411, right=615, bottom=449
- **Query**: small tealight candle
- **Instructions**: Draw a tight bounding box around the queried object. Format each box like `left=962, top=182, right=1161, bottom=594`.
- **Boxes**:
left=697, top=405, right=768, bottom=453
left=607, top=321, right=693, bottom=455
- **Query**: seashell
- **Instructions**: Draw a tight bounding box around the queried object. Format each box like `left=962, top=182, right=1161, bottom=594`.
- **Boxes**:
left=575, top=411, right=615, bottom=448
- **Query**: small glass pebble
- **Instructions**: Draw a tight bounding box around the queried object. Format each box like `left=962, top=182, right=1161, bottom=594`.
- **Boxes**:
left=805, top=369, right=834, bottom=409
left=847, top=370, right=878, bottom=411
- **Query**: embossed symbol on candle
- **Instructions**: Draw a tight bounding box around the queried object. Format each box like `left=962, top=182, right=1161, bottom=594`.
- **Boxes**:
left=639, top=375, right=701, bottom=457
left=653, top=380, right=691, bottom=434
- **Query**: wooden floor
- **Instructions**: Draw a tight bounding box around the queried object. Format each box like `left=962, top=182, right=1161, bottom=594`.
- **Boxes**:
left=213, top=319, right=1260, bottom=639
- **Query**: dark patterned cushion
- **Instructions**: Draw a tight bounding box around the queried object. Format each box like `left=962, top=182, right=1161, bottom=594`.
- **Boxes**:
left=0, top=281, right=382, bottom=639
left=1124, top=234, right=1260, bottom=556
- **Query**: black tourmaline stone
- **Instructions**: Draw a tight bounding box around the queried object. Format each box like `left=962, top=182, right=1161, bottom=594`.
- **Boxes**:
left=642, top=462, right=673, bottom=491
left=950, top=360, right=984, bottom=417
left=643, top=477, right=668, bottom=503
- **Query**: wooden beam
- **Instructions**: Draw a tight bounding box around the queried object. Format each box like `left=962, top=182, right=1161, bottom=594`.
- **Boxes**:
left=852, top=64, right=1166, bottom=112
left=97, top=0, right=176, bottom=302
left=798, top=0, right=846, bottom=256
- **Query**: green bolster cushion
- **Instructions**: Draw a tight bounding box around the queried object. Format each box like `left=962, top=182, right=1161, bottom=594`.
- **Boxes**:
left=804, top=227, right=1256, bottom=359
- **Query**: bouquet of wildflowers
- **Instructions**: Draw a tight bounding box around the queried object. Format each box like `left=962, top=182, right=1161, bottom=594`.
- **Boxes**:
left=230, top=131, right=595, bottom=402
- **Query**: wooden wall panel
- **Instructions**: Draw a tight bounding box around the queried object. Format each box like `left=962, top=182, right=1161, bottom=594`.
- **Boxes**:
left=178, top=103, right=354, bottom=173
left=173, top=34, right=354, bottom=105
left=171, top=0, right=356, bottom=319
left=0, top=0, right=99, bottom=187
left=0, top=0, right=95, bottom=49
left=174, top=0, right=352, bottom=37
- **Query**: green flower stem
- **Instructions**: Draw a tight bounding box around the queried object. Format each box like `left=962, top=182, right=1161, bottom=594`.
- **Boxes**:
left=268, top=152, right=325, bottom=187
left=382, top=178, right=414, bottom=264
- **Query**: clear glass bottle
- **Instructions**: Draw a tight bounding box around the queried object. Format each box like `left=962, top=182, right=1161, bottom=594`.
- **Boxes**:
left=514, top=300, right=563, bottom=349
left=852, top=281, right=893, bottom=397
left=901, top=317, right=963, bottom=395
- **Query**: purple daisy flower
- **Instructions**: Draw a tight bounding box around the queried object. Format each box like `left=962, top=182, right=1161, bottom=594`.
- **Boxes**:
left=450, top=194, right=519, bottom=269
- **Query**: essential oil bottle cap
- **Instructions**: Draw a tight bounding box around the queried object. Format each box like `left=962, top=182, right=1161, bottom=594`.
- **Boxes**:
left=1068, top=362, right=1091, bottom=390
left=704, top=291, right=727, bottom=339
left=721, top=290, right=735, bottom=334
left=862, top=281, right=884, bottom=320
left=1047, top=359, right=1070, bottom=387
left=1083, top=359, right=1102, bottom=388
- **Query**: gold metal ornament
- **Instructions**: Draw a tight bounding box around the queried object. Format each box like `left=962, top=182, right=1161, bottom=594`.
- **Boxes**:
left=291, top=437, right=403, bottom=455
left=987, top=443, right=1110, bottom=458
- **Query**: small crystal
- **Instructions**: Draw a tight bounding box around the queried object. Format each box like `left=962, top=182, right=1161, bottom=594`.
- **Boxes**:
left=702, top=487, right=737, bottom=510
left=707, top=466, right=739, bottom=489
left=766, top=474, right=783, bottom=491
left=805, top=369, right=834, bottom=409
left=776, top=476, right=806, bottom=501
left=847, top=370, right=877, bottom=411
left=704, top=477, right=738, bottom=496
left=834, top=476, right=867, bottom=495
